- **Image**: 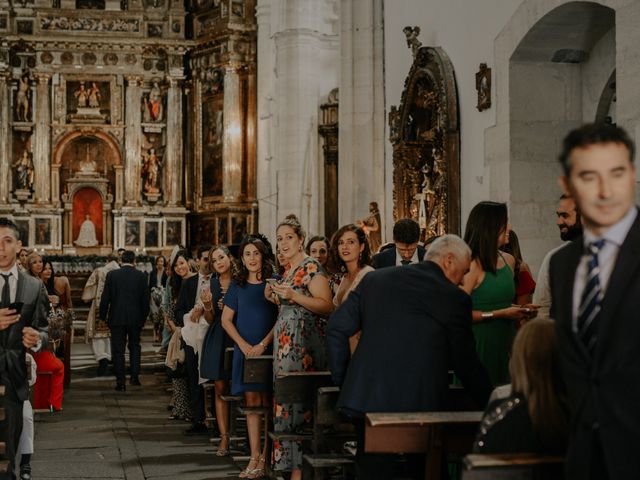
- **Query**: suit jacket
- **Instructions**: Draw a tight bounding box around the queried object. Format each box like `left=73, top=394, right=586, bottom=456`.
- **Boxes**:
left=327, top=261, right=492, bottom=416
left=174, top=274, right=199, bottom=328
left=371, top=245, right=426, bottom=269
left=148, top=269, right=167, bottom=290
left=99, top=265, right=149, bottom=328
left=0, top=270, right=49, bottom=402
left=549, top=210, right=640, bottom=479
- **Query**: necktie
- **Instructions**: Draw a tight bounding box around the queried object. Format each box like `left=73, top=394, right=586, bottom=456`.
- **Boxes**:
left=401, top=260, right=411, bottom=265
left=1, top=273, right=12, bottom=308
left=577, top=239, right=606, bottom=353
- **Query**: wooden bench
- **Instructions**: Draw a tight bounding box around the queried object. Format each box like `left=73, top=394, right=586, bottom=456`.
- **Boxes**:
left=365, top=411, right=483, bottom=480
left=463, top=453, right=564, bottom=479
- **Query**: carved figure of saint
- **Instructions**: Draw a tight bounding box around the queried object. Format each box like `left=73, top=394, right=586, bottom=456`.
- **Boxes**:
left=403, top=26, right=422, bottom=58
left=16, top=74, right=30, bottom=122
left=357, top=201, right=382, bottom=254
left=79, top=156, right=97, bottom=173
left=147, top=81, right=163, bottom=122
left=142, top=148, right=161, bottom=193
left=88, top=82, right=101, bottom=108
left=13, top=149, right=34, bottom=190
left=75, top=214, right=99, bottom=247
left=74, top=82, right=88, bottom=108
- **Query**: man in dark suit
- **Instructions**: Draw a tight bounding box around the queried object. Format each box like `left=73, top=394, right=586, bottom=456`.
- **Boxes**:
left=175, top=244, right=211, bottom=435
left=99, top=250, right=149, bottom=391
left=371, top=218, right=426, bottom=268
left=550, top=123, right=640, bottom=480
left=0, top=218, right=49, bottom=479
left=328, top=234, right=492, bottom=480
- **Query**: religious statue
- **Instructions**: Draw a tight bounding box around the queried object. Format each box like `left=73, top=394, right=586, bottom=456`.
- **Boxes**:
left=16, top=72, right=30, bottom=122
left=141, top=148, right=161, bottom=193
left=143, top=81, right=163, bottom=122
left=88, top=82, right=101, bottom=108
left=78, top=156, right=97, bottom=174
left=74, top=82, right=89, bottom=108
left=13, top=149, right=34, bottom=191
left=403, top=26, right=422, bottom=59
left=74, top=214, right=99, bottom=247
left=356, top=201, right=382, bottom=254
left=423, top=153, right=447, bottom=239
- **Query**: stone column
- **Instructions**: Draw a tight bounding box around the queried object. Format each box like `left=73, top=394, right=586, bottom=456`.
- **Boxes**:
left=34, top=73, right=52, bottom=204
left=0, top=73, right=10, bottom=203
left=114, top=165, right=124, bottom=207
left=164, top=76, right=183, bottom=206
left=246, top=66, right=257, bottom=200
left=222, top=64, right=243, bottom=203
left=124, top=76, right=143, bottom=206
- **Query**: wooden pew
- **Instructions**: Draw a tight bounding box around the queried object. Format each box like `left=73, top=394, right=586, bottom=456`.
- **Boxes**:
left=0, top=385, right=8, bottom=474
left=462, top=453, right=564, bottom=480
left=365, top=411, right=483, bottom=480
left=214, top=347, right=244, bottom=452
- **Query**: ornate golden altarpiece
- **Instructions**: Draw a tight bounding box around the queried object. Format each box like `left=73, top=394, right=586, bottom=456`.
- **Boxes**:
left=389, top=46, right=460, bottom=240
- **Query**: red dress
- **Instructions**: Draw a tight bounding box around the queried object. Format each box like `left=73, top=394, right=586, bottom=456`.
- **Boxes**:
left=32, top=349, right=64, bottom=410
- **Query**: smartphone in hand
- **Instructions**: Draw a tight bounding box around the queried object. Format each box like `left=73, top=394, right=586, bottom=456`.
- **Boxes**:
left=8, top=301, right=24, bottom=313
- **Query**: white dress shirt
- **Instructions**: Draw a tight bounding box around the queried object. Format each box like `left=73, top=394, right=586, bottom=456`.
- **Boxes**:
left=0, top=263, right=20, bottom=304
left=395, top=249, right=419, bottom=266
left=572, top=207, right=638, bottom=332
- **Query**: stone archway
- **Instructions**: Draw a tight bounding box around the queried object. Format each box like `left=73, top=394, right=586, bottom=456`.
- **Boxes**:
left=485, top=0, right=628, bottom=273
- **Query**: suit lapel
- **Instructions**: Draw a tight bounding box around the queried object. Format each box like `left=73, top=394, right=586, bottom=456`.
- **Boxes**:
left=595, top=213, right=640, bottom=359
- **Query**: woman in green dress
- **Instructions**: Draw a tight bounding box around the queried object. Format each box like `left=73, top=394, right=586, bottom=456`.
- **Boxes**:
left=461, top=202, right=537, bottom=385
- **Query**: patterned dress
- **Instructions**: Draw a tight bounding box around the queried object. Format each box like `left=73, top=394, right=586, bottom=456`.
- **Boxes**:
left=162, top=285, right=190, bottom=419
left=272, top=257, right=328, bottom=471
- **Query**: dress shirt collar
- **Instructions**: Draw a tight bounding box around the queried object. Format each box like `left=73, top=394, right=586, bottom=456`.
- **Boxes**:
left=395, top=247, right=419, bottom=266
left=583, top=206, right=638, bottom=249
left=0, top=262, right=20, bottom=278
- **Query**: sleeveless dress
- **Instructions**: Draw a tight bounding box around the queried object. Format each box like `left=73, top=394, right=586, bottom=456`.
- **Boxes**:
left=272, top=257, right=328, bottom=472
left=471, top=255, right=516, bottom=386
left=199, top=277, right=233, bottom=381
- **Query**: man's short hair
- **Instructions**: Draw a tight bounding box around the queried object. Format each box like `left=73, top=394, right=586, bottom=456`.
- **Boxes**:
left=392, top=219, right=420, bottom=244
left=121, top=250, right=135, bottom=264
left=117, top=248, right=126, bottom=254
left=559, top=123, right=635, bottom=175
left=0, top=218, right=20, bottom=240
left=426, top=234, right=471, bottom=262
left=197, top=244, right=212, bottom=259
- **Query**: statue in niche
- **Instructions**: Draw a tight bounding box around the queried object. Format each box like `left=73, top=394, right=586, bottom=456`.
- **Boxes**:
left=74, top=214, right=99, bottom=247
left=15, top=72, right=30, bottom=122
left=13, top=149, right=34, bottom=190
left=78, top=144, right=98, bottom=174
left=141, top=148, right=161, bottom=193
left=143, top=81, right=163, bottom=122
left=356, top=202, right=382, bottom=254
left=74, top=82, right=89, bottom=108
left=418, top=148, right=447, bottom=240
left=88, top=82, right=101, bottom=108
left=403, top=26, right=422, bottom=59
left=407, top=78, right=439, bottom=142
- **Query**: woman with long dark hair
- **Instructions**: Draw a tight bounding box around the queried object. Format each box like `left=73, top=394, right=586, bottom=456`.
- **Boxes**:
left=500, top=229, right=536, bottom=306
left=461, top=202, right=535, bottom=385
left=222, top=235, right=278, bottom=478
left=306, top=235, right=330, bottom=271
left=474, top=317, right=568, bottom=453
left=149, top=255, right=167, bottom=343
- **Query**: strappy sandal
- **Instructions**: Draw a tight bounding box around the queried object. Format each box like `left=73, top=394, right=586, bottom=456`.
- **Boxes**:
left=246, top=456, right=265, bottom=479
left=215, top=433, right=230, bottom=456
left=239, top=457, right=258, bottom=479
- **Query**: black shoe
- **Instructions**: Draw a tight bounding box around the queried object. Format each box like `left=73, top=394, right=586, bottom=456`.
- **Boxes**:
left=97, top=359, right=109, bottom=377
left=130, top=377, right=141, bottom=386
left=20, top=463, right=31, bottom=480
left=115, top=383, right=126, bottom=392
left=184, top=423, right=209, bottom=436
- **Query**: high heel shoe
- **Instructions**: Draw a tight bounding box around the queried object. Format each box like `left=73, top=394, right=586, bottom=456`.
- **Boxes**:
left=247, top=456, right=265, bottom=479
left=215, top=433, right=230, bottom=456
left=239, top=457, right=258, bottom=479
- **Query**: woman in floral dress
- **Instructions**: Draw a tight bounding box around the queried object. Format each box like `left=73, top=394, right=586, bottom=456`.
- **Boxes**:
left=266, top=215, right=334, bottom=479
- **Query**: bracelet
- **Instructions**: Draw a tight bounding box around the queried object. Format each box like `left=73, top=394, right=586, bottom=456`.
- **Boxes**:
left=481, top=312, right=494, bottom=319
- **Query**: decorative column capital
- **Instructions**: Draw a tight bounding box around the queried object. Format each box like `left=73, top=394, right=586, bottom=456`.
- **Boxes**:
left=165, top=76, right=184, bottom=88
left=124, top=75, right=143, bottom=87
left=0, top=71, right=10, bottom=83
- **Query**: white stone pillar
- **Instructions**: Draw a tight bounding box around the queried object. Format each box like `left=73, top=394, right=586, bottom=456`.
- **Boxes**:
left=223, top=64, right=243, bottom=203
left=338, top=0, right=386, bottom=232
left=0, top=73, right=10, bottom=203
left=124, top=76, right=143, bottom=205
left=165, top=76, right=183, bottom=206
left=34, top=73, right=51, bottom=204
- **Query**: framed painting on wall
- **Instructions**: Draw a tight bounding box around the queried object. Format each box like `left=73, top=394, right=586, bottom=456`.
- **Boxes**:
left=165, top=220, right=182, bottom=246
left=144, top=221, right=160, bottom=248
left=202, top=97, right=223, bottom=198
left=34, top=218, right=52, bottom=246
left=14, top=219, right=30, bottom=247
left=125, top=220, right=140, bottom=246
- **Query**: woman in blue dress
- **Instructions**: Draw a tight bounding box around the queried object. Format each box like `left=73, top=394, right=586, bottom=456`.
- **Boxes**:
left=222, top=235, right=278, bottom=479
left=201, top=245, right=236, bottom=456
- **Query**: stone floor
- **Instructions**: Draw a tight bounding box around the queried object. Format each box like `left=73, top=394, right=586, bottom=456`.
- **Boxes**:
left=29, top=341, right=242, bottom=480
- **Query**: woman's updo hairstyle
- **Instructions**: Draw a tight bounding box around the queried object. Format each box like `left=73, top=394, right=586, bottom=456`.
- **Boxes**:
left=277, top=214, right=306, bottom=242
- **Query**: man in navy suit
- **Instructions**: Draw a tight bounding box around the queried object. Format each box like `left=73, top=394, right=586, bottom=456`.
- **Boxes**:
left=99, top=250, right=149, bottom=391
left=550, top=123, right=640, bottom=479
left=328, top=234, right=491, bottom=480
left=0, top=218, right=49, bottom=479
left=371, top=218, right=425, bottom=268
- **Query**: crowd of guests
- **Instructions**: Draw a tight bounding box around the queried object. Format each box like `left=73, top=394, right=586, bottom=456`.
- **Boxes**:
left=2, top=122, right=638, bottom=480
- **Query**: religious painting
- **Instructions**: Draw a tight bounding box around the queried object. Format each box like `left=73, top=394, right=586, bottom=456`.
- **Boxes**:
left=34, top=218, right=51, bottom=245
left=60, top=136, right=110, bottom=178
left=72, top=187, right=103, bottom=245
left=475, top=63, right=491, bottom=112
left=66, top=80, right=111, bottom=118
left=231, top=216, right=247, bottom=244
left=14, top=219, right=30, bottom=247
left=202, top=97, right=223, bottom=197
left=165, top=220, right=182, bottom=246
left=125, top=220, right=140, bottom=246
left=217, top=217, right=229, bottom=245
left=145, top=221, right=160, bottom=248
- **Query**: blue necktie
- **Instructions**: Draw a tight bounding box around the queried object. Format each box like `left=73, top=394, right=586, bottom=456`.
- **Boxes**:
left=577, top=239, right=606, bottom=353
